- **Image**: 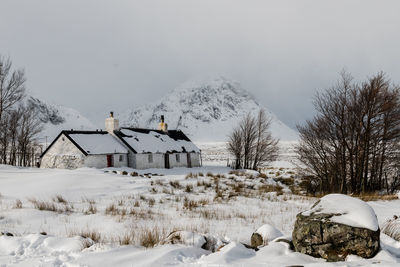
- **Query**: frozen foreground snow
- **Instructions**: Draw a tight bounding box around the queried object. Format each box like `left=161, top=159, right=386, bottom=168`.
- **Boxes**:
left=0, top=163, right=399, bottom=266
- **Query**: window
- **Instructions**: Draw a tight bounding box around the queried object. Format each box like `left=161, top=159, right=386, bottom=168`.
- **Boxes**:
left=176, top=154, right=180, bottom=162
left=148, top=154, right=153, bottom=163
left=119, top=155, right=124, bottom=162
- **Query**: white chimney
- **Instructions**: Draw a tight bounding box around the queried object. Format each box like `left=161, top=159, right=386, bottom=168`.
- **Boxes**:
left=105, top=111, right=119, bottom=134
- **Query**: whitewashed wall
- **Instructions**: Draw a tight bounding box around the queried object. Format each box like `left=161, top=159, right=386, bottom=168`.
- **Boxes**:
left=132, top=152, right=201, bottom=169
left=190, top=152, right=201, bottom=167
left=84, top=153, right=128, bottom=168
left=134, top=153, right=165, bottom=169
left=169, top=152, right=188, bottom=168
left=41, top=133, right=129, bottom=169
left=41, top=134, right=85, bottom=169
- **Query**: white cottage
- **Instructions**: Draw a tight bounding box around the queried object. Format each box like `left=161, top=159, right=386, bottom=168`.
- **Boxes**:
left=40, top=113, right=201, bottom=169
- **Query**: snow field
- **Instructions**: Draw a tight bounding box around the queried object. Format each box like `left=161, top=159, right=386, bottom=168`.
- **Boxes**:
left=0, top=142, right=400, bottom=266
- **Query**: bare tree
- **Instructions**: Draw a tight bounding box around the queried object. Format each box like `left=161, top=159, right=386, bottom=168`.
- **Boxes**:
left=240, top=113, right=258, bottom=169
left=227, top=126, right=243, bottom=169
left=252, top=110, right=279, bottom=170
left=297, top=71, right=400, bottom=194
left=0, top=56, right=26, bottom=121
left=227, top=110, right=279, bottom=170
left=0, top=56, right=43, bottom=167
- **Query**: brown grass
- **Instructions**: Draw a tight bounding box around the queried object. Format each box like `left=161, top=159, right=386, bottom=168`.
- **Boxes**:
left=53, top=194, right=67, bottom=204
left=29, top=198, right=57, bottom=212
left=357, top=193, right=398, bottom=202
left=169, top=180, right=181, bottom=189
left=258, top=184, right=284, bottom=195
left=139, top=228, right=162, bottom=248
left=77, top=230, right=102, bottom=243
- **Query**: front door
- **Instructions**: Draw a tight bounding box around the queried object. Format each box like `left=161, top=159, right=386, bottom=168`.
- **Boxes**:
left=164, top=154, right=170, bottom=169
left=187, top=152, right=192, bottom=168
left=107, top=155, right=113, bottom=167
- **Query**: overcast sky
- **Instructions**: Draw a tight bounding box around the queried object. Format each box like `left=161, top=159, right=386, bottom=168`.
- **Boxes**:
left=1, top=0, right=400, bottom=128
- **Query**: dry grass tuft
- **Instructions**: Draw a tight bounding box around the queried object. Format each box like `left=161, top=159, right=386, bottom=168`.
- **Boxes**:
left=105, top=203, right=118, bottom=216
left=29, top=198, right=57, bottom=212
left=169, top=180, right=181, bottom=189
left=139, top=228, right=162, bottom=248
left=185, top=184, right=194, bottom=193
left=78, top=230, right=102, bottom=243
left=258, top=184, right=284, bottom=195
left=85, top=203, right=97, bottom=215
left=53, top=194, right=67, bottom=204
left=14, top=199, right=22, bottom=209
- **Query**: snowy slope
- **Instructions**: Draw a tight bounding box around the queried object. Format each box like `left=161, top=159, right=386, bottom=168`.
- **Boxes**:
left=28, top=97, right=98, bottom=141
left=120, top=77, right=298, bottom=141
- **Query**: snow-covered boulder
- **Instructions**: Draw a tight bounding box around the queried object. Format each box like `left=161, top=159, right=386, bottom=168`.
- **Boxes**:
left=250, top=224, right=283, bottom=248
left=161, top=231, right=227, bottom=252
left=292, top=194, right=380, bottom=261
left=382, top=215, right=400, bottom=241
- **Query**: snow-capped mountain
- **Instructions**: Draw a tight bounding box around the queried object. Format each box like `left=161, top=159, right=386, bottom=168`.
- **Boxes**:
left=28, top=97, right=97, bottom=142
left=120, top=77, right=298, bottom=141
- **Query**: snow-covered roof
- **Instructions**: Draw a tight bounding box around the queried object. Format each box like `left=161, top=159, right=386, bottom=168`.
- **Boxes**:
left=115, top=128, right=200, bottom=154
left=67, top=132, right=128, bottom=155
left=41, top=131, right=128, bottom=157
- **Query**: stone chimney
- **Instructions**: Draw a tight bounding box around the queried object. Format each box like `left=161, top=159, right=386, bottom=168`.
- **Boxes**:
left=105, top=111, right=119, bottom=134
left=158, top=115, right=168, bottom=132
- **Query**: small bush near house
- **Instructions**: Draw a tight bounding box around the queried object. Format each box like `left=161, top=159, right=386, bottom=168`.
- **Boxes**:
left=121, top=171, right=128, bottom=175
left=130, top=172, right=138, bottom=176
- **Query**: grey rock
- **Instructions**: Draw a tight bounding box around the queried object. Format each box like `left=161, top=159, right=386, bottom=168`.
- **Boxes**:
left=292, top=206, right=380, bottom=261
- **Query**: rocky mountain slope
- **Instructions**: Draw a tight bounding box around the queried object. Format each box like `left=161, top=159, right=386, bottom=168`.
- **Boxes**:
left=120, top=78, right=298, bottom=141
left=28, top=97, right=97, bottom=142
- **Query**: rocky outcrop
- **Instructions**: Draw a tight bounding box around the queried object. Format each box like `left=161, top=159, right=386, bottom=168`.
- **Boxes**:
left=292, top=194, right=380, bottom=261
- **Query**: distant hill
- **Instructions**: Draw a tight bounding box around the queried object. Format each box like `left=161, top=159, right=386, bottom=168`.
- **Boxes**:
left=28, top=97, right=97, bottom=142
left=120, top=77, right=298, bottom=141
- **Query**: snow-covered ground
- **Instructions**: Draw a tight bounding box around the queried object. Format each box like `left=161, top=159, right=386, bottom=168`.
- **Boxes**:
left=0, top=142, right=399, bottom=266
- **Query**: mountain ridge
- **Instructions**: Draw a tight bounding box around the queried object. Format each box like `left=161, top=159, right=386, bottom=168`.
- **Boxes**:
left=120, top=77, right=298, bottom=141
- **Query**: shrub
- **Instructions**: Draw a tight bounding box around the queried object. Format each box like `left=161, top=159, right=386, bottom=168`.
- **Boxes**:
left=121, top=171, right=128, bottom=175
left=130, top=172, right=138, bottom=176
